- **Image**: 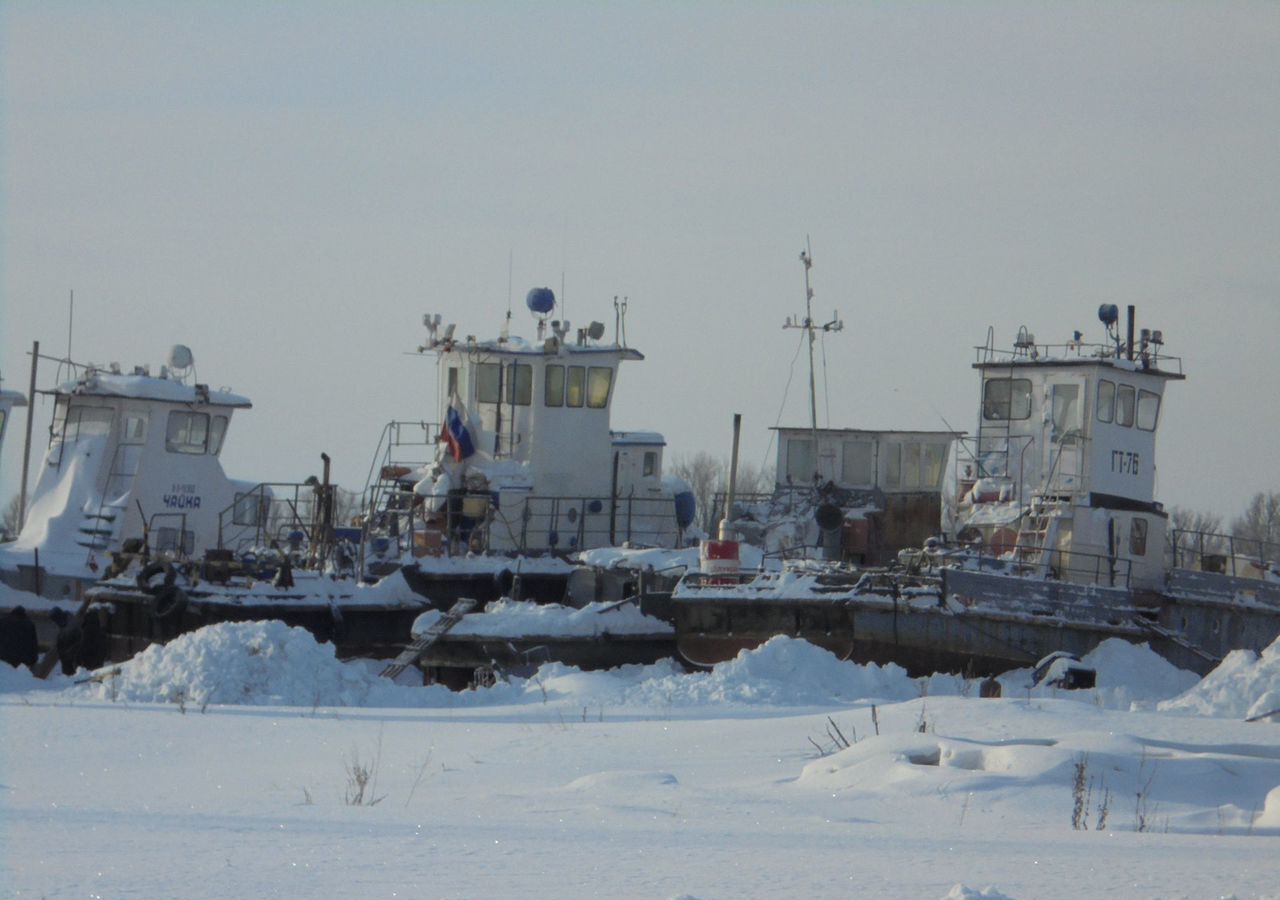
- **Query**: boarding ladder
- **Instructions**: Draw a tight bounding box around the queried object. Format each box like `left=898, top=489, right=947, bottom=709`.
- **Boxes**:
left=77, top=443, right=139, bottom=551
left=1012, top=500, right=1064, bottom=576
left=379, top=597, right=477, bottom=679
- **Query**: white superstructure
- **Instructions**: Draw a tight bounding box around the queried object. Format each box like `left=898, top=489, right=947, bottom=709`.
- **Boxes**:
left=0, top=348, right=261, bottom=600
left=948, top=306, right=1183, bottom=589
left=379, top=291, right=690, bottom=560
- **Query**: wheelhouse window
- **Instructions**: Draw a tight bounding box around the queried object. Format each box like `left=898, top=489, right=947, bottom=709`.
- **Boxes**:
left=1129, top=517, right=1148, bottom=556
left=982, top=378, right=1032, bottom=420
left=1136, top=390, right=1160, bottom=431
left=62, top=406, right=113, bottom=443
left=166, top=411, right=210, bottom=454
left=505, top=364, right=532, bottom=406
left=587, top=367, right=613, bottom=408
left=566, top=366, right=585, bottom=408
left=785, top=438, right=816, bottom=483
left=209, top=415, right=229, bottom=455
left=643, top=451, right=658, bottom=478
left=545, top=365, right=565, bottom=407
left=1096, top=380, right=1116, bottom=424
left=476, top=363, right=501, bottom=404
left=1115, top=384, right=1136, bottom=428
left=1050, top=384, right=1080, bottom=442
left=121, top=413, right=149, bottom=444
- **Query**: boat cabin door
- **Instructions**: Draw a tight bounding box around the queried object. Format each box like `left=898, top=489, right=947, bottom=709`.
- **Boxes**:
left=1043, top=378, right=1085, bottom=494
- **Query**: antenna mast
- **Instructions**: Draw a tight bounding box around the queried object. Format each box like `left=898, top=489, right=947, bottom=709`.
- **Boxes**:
left=783, top=239, right=843, bottom=442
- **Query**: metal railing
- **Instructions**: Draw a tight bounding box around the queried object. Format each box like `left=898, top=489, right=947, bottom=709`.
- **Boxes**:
left=938, top=538, right=1133, bottom=588
left=214, top=482, right=333, bottom=557
left=363, top=491, right=683, bottom=563
left=974, top=338, right=1183, bottom=376
left=1169, top=529, right=1278, bottom=577
left=952, top=433, right=1036, bottom=508
left=490, top=493, right=683, bottom=554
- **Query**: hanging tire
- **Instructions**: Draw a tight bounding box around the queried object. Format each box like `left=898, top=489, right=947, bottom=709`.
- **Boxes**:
left=151, top=584, right=188, bottom=621
left=136, top=561, right=176, bottom=592
left=137, top=562, right=185, bottom=622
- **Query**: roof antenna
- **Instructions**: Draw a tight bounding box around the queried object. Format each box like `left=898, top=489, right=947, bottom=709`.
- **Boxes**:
left=501, top=249, right=513, bottom=343
left=67, top=289, right=74, bottom=361
left=560, top=214, right=568, bottom=324
left=783, top=237, right=843, bottom=447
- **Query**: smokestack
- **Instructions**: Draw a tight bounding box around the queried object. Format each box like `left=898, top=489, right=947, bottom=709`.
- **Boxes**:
left=1126, top=305, right=1135, bottom=361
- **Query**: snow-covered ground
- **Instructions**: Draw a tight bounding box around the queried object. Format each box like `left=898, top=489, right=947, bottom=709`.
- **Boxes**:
left=3, top=626, right=1279, bottom=899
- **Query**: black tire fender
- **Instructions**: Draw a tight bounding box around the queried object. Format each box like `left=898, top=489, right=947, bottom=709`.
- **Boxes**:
left=151, top=584, right=188, bottom=621
left=136, top=561, right=177, bottom=592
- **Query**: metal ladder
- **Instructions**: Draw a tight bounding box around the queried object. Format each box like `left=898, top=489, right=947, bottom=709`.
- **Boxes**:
left=379, top=597, right=477, bottom=679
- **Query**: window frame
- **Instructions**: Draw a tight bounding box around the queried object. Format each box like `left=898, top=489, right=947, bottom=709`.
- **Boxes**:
left=1096, top=379, right=1116, bottom=424
left=1136, top=389, right=1160, bottom=432
left=505, top=363, right=533, bottom=406
left=785, top=437, right=816, bottom=483
left=841, top=441, right=874, bottom=486
left=982, top=378, right=1033, bottom=421
left=566, top=366, right=586, bottom=408
left=165, top=411, right=210, bottom=455
left=476, top=363, right=502, bottom=404
left=1129, top=517, right=1148, bottom=556
left=544, top=365, right=565, bottom=407
left=586, top=366, right=613, bottom=409
left=1115, top=384, right=1136, bottom=428
left=209, top=415, right=229, bottom=455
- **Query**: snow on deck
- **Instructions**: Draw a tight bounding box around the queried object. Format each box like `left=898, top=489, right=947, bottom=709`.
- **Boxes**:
left=411, top=598, right=672, bottom=639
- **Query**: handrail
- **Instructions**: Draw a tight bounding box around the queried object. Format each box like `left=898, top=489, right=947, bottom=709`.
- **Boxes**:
left=213, top=481, right=331, bottom=557
left=939, top=539, right=1133, bottom=588
left=1169, top=528, right=1278, bottom=576
left=973, top=340, right=1183, bottom=376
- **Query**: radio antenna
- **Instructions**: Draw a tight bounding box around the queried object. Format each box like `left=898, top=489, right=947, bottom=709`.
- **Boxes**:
left=782, top=238, right=843, bottom=438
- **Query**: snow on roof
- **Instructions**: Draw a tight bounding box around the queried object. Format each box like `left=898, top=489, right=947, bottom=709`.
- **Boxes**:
left=433, top=336, right=643, bottom=361
left=610, top=431, right=666, bottom=446
left=57, top=371, right=251, bottom=408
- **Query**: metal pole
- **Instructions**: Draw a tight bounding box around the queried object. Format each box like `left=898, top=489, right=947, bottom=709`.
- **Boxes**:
left=801, top=246, right=818, bottom=437
left=719, top=413, right=742, bottom=541
left=18, top=340, right=38, bottom=532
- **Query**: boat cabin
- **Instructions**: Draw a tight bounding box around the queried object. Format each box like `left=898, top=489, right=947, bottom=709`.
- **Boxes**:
left=768, top=426, right=959, bottom=563
left=402, top=292, right=687, bottom=556
left=0, top=348, right=261, bottom=599
left=775, top=427, right=957, bottom=495
left=953, top=307, right=1184, bottom=589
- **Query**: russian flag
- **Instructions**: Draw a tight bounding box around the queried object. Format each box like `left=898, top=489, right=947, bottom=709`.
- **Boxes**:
left=441, top=398, right=476, bottom=462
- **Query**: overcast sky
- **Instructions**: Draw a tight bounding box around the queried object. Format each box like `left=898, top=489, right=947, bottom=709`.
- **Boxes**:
left=2, top=2, right=1277, bottom=521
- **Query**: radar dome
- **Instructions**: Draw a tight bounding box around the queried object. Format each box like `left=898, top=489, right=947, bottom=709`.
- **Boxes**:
left=526, top=287, right=556, bottom=316
left=1097, top=304, right=1119, bottom=327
